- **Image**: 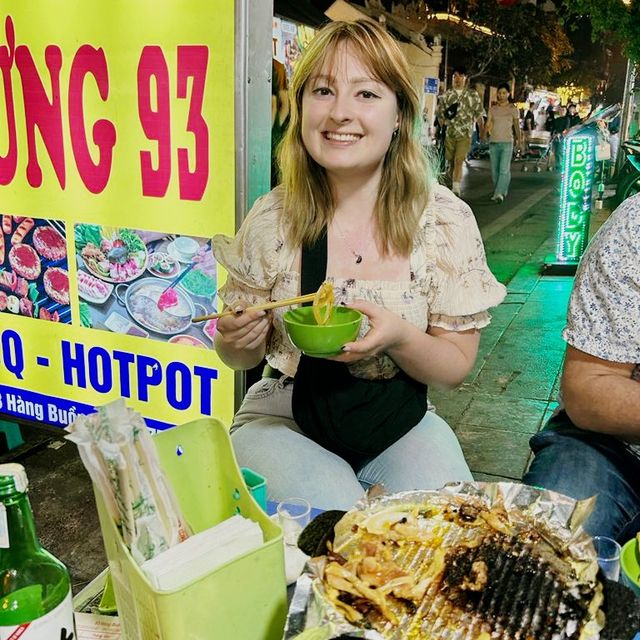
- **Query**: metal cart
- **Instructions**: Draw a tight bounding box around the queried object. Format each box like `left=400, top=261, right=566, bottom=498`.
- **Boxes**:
left=521, top=130, right=554, bottom=172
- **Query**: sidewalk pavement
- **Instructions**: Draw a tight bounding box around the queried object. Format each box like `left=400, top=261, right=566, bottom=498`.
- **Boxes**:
left=0, top=158, right=612, bottom=593
left=431, top=158, right=612, bottom=483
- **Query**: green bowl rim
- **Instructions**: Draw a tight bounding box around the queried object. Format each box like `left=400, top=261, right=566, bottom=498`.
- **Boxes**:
left=621, top=538, right=640, bottom=587
left=283, top=307, right=362, bottom=328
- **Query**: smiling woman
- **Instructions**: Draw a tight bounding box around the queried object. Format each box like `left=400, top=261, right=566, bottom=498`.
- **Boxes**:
left=300, top=45, right=399, bottom=185
left=278, top=20, right=430, bottom=259
left=211, top=20, right=505, bottom=511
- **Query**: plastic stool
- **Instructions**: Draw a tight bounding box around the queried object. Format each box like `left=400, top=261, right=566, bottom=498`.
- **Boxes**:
left=0, top=419, right=24, bottom=450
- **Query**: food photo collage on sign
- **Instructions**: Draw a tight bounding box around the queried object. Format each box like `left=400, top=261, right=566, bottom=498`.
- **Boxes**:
left=75, top=224, right=218, bottom=348
left=0, top=214, right=219, bottom=349
left=0, top=215, right=70, bottom=323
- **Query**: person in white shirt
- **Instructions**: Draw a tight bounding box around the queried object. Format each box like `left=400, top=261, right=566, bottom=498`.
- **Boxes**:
left=524, top=194, right=640, bottom=542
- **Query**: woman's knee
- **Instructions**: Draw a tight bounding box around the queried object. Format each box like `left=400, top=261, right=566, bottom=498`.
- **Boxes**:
left=231, top=379, right=293, bottom=432
left=231, top=421, right=364, bottom=510
left=358, top=411, right=472, bottom=491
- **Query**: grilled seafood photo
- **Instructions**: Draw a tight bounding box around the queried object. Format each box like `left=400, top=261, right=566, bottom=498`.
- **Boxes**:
left=0, top=215, right=70, bottom=323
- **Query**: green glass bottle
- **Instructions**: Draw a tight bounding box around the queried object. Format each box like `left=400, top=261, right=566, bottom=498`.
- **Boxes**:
left=0, top=463, right=76, bottom=640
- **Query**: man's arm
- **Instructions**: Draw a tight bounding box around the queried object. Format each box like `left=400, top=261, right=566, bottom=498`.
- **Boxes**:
left=562, top=344, right=640, bottom=441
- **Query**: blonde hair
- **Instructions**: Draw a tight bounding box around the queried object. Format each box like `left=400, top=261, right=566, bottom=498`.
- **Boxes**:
left=277, top=20, right=434, bottom=257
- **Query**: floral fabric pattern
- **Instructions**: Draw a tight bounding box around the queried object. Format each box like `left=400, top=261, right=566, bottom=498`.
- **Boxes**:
left=212, top=184, right=506, bottom=380
left=564, top=193, right=640, bottom=363
left=563, top=193, right=640, bottom=453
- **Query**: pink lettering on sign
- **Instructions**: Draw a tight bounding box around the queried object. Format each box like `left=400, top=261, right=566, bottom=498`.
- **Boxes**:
left=0, top=17, right=17, bottom=185
left=177, top=45, right=209, bottom=201
left=0, top=17, right=117, bottom=193
left=69, top=45, right=117, bottom=194
left=138, top=46, right=171, bottom=198
left=138, top=45, right=210, bottom=201
left=0, top=16, right=211, bottom=200
left=15, top=41, right=65, bottom=188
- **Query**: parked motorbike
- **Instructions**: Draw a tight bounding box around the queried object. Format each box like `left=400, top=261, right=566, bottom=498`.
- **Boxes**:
left=614, top=136, right=640, bottom=207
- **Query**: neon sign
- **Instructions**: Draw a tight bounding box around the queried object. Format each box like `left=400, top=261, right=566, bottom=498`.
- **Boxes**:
left=556, top=134, right=595, bottom=263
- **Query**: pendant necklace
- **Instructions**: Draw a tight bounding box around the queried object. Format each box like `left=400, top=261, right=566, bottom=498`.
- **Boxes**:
left=332, top=217, right=375, bottom=265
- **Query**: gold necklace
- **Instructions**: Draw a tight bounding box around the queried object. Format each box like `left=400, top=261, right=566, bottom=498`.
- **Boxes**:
left=331, top=217, right=375, bottom=265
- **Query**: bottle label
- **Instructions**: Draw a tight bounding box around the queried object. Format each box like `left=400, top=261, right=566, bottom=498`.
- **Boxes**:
left=0, top=504, right=8, bottom=548
left=0, top=591, right=76, bottom=640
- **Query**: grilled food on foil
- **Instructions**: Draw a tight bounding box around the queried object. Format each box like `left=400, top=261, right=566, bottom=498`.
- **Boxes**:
left=289, top=484, right=605, bottom=640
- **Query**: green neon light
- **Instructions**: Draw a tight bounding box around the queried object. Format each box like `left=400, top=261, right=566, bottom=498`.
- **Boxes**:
left=556, top=134, right=595, bottom=262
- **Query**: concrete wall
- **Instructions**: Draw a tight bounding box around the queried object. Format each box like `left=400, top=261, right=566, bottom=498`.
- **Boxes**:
left=399, top=41, right=443, bottom=132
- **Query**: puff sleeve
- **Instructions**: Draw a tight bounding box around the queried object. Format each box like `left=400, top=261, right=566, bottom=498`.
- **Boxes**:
left=427, top=186, right=506, bottom=330
left=563, top=198, right=640, bottom=363
left=211, top=188, right=290, bottom=308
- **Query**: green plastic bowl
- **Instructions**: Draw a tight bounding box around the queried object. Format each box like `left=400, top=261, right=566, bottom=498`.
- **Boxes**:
left=620, top=538, right=640, bottom=596
left=283, top=306, right=362, bottom=357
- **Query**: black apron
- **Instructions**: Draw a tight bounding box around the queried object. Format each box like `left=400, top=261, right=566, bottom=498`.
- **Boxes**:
left=291, top=230, right=428, bottom=466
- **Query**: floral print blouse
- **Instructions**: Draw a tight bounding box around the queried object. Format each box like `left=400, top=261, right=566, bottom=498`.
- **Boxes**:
left=563, top=192, right=640, bottom=453
left=564, top=193, right=640, bottom=364
left=211, top=184, right=506, bottom=380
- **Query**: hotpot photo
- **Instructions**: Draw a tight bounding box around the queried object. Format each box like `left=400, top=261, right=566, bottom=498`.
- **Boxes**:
left=115, top=277, right=207, bottom=336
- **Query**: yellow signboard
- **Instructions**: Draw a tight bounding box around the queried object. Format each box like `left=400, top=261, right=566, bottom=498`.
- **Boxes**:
left=0, top=1, right=236, bottom=431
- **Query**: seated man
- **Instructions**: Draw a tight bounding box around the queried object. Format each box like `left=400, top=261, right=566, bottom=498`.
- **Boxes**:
left=523, top=193, right=640, bottom=542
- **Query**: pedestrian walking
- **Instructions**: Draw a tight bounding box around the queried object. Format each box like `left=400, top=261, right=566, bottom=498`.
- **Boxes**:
left=436, top=66, right=485, bottom=198
left=523, top=101, right=536, bottom=133
left=522, top=101, right=536, bottom=156
left=554, top=103, right=581, bottom=133
left=484, top=83, right=521, bottom=203
left=544, top=103, right=556, bottom=133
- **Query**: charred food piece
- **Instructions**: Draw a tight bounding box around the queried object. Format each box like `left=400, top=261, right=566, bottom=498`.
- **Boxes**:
left=297, top=510, right=346, bottom=557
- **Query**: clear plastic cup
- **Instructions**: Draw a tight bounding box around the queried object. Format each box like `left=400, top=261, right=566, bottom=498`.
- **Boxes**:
left=593, top=535, right=621, bottom=582
left=277, top=497, right=311, bottom=546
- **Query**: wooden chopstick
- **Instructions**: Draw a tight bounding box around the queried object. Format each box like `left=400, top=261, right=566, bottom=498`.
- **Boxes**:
left=192, top=292, right=317, bottom=322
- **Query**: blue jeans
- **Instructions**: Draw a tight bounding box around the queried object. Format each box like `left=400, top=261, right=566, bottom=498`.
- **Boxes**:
left=467, top=128, right=479, bottom=159
left=489, top=141, right=514, bottom=197
left=230, top=377, right=473, bottom=511
left=523, top=411, right=640, bottom=542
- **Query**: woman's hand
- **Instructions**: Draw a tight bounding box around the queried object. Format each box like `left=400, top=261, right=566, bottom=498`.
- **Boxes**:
left=327, top=301, right=480, bottom=389
left=329, top=300, right=405, bottom=363
left=215, top=303, right=271, bottom=353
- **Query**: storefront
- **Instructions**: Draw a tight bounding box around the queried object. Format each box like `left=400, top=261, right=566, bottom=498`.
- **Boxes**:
left=0, top=0, right=264, bottom=433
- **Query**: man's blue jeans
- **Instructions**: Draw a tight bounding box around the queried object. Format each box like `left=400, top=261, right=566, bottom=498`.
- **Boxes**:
left=523, top=411, right=640, bottom=542
left=489, top=141, right=514, bottom=197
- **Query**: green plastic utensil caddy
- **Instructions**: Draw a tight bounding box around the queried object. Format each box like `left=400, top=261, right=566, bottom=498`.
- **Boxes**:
left=93, top=417, right=287, bottom=639
left=241, top=467, right=267, bottom=511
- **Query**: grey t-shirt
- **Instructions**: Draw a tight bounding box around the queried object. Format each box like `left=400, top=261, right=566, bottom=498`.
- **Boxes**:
left=488, top=103, right=519, bottom=143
